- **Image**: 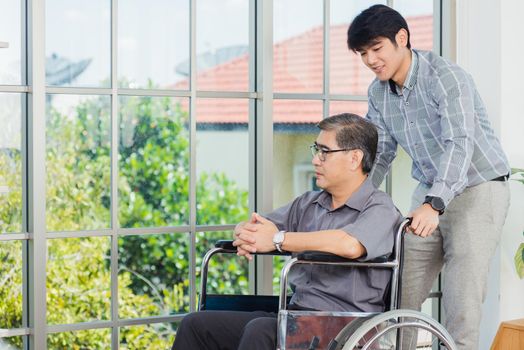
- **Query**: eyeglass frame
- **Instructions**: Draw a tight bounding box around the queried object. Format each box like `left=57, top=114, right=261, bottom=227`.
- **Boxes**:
left=309, top=143, right=354, bottom=162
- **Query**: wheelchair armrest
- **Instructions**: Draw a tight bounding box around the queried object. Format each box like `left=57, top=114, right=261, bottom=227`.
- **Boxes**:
left=214, top=240, right=237, bottom=251
left=296, top=251, right=390, bottom=263
left=214, top=240, right=292, bottom=256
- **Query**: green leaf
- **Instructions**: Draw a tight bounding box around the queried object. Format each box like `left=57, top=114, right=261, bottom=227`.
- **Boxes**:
left=515, top=243, right=524, bottom=279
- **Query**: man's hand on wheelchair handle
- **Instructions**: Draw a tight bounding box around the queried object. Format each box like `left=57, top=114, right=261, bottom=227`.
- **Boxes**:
left=232, top=213, right=280, bottom=261
left=407, top=204, right=439, bottom=237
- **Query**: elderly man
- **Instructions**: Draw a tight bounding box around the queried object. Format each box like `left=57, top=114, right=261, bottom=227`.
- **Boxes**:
left=172, top=113, right=402, bottom=350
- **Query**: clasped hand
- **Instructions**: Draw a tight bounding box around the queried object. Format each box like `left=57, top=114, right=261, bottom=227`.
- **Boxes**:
left=232, top=213, right=278, bottom=261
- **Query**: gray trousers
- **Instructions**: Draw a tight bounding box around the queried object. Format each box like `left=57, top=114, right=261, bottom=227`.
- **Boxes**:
left=401, top=180, right=510, bottom=350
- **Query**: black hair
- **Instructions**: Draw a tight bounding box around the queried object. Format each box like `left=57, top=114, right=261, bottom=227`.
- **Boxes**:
left=347, top=4, right=411, bottom=52
left=317, top=113, right=378, bottom=174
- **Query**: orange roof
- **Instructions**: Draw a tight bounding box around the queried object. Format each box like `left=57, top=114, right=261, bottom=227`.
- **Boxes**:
left=177, top=15, right=433, bottom=124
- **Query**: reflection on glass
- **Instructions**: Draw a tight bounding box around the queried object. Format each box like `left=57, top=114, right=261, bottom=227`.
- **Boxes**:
left=47, top=329, right=111, bottom=349
left=0, top=2, right=22, bottom=85
left=273, top=99, right=322, bottom=209
left=46, top=0, right=110, bottom=87
left=0, top=240, right=23, bottom=332
left=196, top=99, right=249, bottom=225
left=120, top=323, right=177, bottom=350
left=46, top=237, right=111, bottom=324
left=274, top=0, right=323, bottom=93
left=119, top=96, right=189, bottom=228
left=46, top=94, right=111, bottom=232
left=118, top=233, right=190, bottom=318
left=196, top=0, right=249, bottom=91
left=196, top=231, right=249, bottom=296
left=330, top=0, right=384, bottom=95
left=119, top=0, right=190, bottom=89
left=0, top=93, right=22, bottom=233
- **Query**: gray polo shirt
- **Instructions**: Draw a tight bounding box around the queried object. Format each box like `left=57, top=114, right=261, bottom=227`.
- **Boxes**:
left=266, top=178, right=402, bottom=312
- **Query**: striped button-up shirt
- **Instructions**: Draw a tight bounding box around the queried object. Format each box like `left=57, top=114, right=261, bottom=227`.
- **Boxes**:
left=367, top=49, right=510, bottom=206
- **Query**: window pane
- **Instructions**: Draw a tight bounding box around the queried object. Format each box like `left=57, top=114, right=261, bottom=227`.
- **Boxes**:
left=119, top=233, right=190, bottom=318
left=119, top=0, right=190, bottom=89
left=196, top=99, right=249, bottom=225
left=272, top=99, right=321, bottom=292
left=0, top=93, right=23, bottom=233
left=329, top=0, right=385, bottom=95
left=395, top=0, right=434, bottom=51
left=47, top=237, right=111, bottom=324
left=46, top=95, right=111, bottom=232
left=120, top=323, right=177, bottom=350
left=46, top=0, right=110, bottom=87
left=273, top=99, right=322, bottom=208
left=196, top=0, right=249, bottom=91
left=329, top=100, right=368, bottom=117
left=0, top=1, right=22, bottom=85
left=196, top=231, right=249, bottom=296
left=0, top=336, right=23, bottom=350
left=0, top=240, right=23, bottom=329
left=274, top=0, right=323, bottom=93
left=119, top=96, right=189, bottom=228
left=47, top=329, right=111, bottom=349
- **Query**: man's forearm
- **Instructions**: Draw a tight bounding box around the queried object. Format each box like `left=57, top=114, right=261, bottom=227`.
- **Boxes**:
left=281, top=230, right=365, bottom=259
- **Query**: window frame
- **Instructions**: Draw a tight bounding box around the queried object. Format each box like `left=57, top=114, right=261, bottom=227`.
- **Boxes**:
left=0, top=0, right=445, bottom=348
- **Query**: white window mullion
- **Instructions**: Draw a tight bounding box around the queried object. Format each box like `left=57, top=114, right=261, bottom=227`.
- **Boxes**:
left=27, top=0, right=47, bottom=348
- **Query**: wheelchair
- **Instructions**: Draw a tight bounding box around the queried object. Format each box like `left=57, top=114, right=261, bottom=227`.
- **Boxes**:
left=199, top=219, right=457, bottom=350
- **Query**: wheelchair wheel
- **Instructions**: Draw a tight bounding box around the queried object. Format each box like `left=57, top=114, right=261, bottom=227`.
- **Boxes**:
left=340, top=309, right=457, bottom=350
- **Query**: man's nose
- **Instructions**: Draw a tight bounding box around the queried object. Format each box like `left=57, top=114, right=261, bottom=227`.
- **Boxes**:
left=312, top=154, right=321, bottom=166
left=366, top=51, right=377, bottom=65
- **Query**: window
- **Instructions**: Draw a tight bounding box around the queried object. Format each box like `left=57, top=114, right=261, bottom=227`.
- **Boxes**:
left=0, top=1, right=443, bottom=348
left=0, top=0, right=27, bottom=347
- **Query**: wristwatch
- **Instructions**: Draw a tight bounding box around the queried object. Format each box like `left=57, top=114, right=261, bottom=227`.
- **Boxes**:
left=272, top=230, right=286, bottom=252
left=423, top=196, right=445, bottom=215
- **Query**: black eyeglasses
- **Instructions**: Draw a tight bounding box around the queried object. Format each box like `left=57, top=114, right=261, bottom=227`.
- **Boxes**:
left=310, top=144, right=353, bottom=162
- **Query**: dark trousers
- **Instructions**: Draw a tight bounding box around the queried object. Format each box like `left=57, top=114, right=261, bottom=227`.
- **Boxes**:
left=171, top=310, right=277, bottom=350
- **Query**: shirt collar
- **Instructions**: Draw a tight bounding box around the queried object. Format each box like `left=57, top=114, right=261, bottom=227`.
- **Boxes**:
left=388, top=50, right=419, bottom=95
left=314, top=177, right=375, bottom=212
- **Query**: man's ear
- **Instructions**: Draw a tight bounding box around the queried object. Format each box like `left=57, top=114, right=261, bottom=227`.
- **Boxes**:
left=350, top=149, right=365, bottom=171
left=395, top=28, right=409, bottom=48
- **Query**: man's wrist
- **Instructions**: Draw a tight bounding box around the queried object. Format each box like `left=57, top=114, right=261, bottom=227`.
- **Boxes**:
left=272, top=230, right=286, bottom=252
left=423, top=196, right=445, bottom=215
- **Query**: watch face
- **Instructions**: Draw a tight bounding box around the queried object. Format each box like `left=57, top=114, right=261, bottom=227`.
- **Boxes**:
left=273, top=231, right=285, bottom=244
left=431, top=197, right=445, bottom=211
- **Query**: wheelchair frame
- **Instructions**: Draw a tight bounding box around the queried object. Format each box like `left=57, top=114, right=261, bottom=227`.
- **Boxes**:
left=198, top=218, right=457, bottom=350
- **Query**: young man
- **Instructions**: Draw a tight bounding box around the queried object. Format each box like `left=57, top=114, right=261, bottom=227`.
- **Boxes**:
left=172, top=113, right=402, bottom=350
left=347, top=5, right=511, bottom=350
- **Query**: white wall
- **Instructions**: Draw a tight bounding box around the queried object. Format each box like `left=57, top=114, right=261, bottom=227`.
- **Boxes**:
left=499, top=0, right=524, bottom=323
left=456, top=1, right=524, bottom=348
